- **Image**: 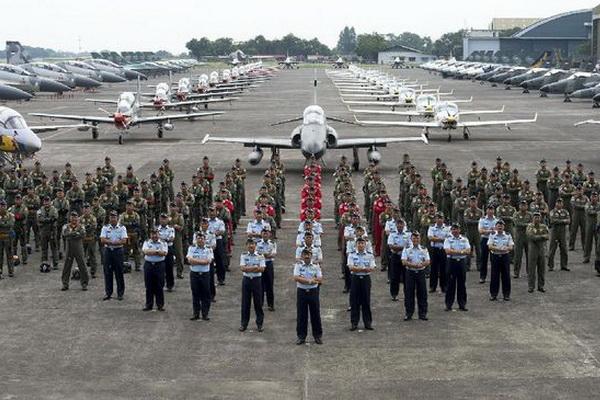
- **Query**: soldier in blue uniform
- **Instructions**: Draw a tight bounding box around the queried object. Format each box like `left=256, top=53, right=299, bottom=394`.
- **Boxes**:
left=239, top=239, right=266, bottom=332
left=156, top=213, right=175, bottom=292
left=348, top=237, right=376, bottom=331
left=294, top=248, right=323, bottom=345
left=142, top=228, right=168, bottom=311
left=488, top=220, right=514, bottom=301
left=427, top=213, right=449, bottom=293
left=100, top=210, right=128, bottom=301
left=387, top=219, right=410, bottom=301
left=443, top=224, right=471, bottom=311
left=401, top=232, right=431, bottom=321
left=187, top=233, right=214, bottom=320
left=257, top=229, right=277, bottom=311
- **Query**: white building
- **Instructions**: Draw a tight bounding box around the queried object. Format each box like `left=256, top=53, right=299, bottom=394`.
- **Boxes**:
left=377, top=45, right=435, bottom=65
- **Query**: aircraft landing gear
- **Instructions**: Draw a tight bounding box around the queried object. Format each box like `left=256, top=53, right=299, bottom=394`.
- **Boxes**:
left=522, top=89, right=530, bottom=94
left=540, top=92, right=548, bottom=98
left=157, top=128, right=163, bottom=138
left=563, top=95, right=572, bottom=103
left=118, top=134, right=123, bottom=145
left=92, top=127, right=99, bottom=140
left=491, top=83, right=498, bottom=88
left=204, top=103, right=209, bottom=109
left=505, top=86, right=511, bottom=90
left=463, top=127, right=470, bottom=140
left=352, top=147, right=359, bottom=171
left=447, top=134, right=452, bottom=142
left=593, top=102, right=600, bottom=109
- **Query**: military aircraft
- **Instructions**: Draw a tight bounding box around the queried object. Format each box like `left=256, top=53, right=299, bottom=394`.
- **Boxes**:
left=59, top=61, right=127, bottom=83
left=0, top=83, right=32, bottom=100
left=0, top=64, right=72, bottom=93
left=202, top=104, right=427, bottom=171
left=574, top=119, right=600, bottom=127
left=332, top=57, right=348, bottom=69
left=355, top=101, right=537, bottom=141
left=349, top=94, right=504, bottom=121
left=391, top=57, right=405, bottom=69
left=540, top=72, right=600, bottom=101
left=0, top=106, right=87, bottom=165
left=520, top=69, right=570, bottom=93
left=140, top=81, right=237, bottom=112
left=29, top=89, right=223, bottom=144
left=86, top=59, right=147, bottom=81
left=343, top=89, right=473, bottom=111
left=279, top=56, right=299, bottom=70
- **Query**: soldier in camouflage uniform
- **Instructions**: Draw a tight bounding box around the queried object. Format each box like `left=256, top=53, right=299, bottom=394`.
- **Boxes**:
left=526, top=212, right=550, bottom=293
left=558, top=174, right=576, bottom=219
left=572, top=163, right=587, bottom=187
left=149, top=173, right=163, bottom=216
left=505, top=170, right=522, bottom=207
left=19, top=168, right=34, bottom=196
left=23, top=187, right=40, bottom=252
left=82, top=172, right=98, bottom=204
left=496, top=194, right=516, bottom=234
left=547, top=199, right=570, bottom=272
left=140, top=180, right=157, bottom=231
left=452, top=188, right=469, bottom=228
left=113, top=176, right=128, bottom=213
left=463, top=196, right=483, bottom=270
left=4, top=169, right=22, bottom=206
left=466, top=161, right=481, bottom=196
left=66, top=179, right=85, bottom=214
left=169, top=202, right=186, bottom=278
left=536, top=159, right=551, bottom=202
left=94, top=166, right=108, bottom=190
left=583, top=192, right=600, bottom=263
left=101, top=156, right=116, bottom=183
left=30, top=160, right=44, bottom=187
left=529, top=192, right=549, bottom=223
left=512, top=200, right=532, bottom=278
left=80, top=203, right=98, bottom=278
left=547, top=167, right=562, bottom=210
left=583, top=171, right=600, bottom=198
left=119, top=201, right=141, bottom=271
left=123, top=165, right=139, bottom=197
left=37, top=196, right=58, bottom=269
left=61, top=212, right=88, bottom=291
left=0, top=200, right=15, bottom=278
left=9, top=194, right=28, bottom=265
left=162, top=159, right=175, bottom=202
left=53, top=188, right=70, bottom=260
left=60, top=162, right=76, bottom=192
left=440, top=172, right=454, bottom=218
left=49, top=170, right=64, bottom=197
left=98, top=183, right=120, bottom=221
left=131, top=187, right=149, bottom=241
left=518, top=180, right=535, bottom=206
left=91, top=197, right=106, bottom=265
left=569, top=185, right=588, bottom=251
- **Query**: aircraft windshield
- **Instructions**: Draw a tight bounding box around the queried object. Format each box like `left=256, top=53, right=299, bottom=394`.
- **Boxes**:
left=303, top=106, right=325, bottom=125
left=5, top=115, right=27, bottom=130
left=417, top=95, right=436, bottom=107
left=436, top=102, right=459, bottom=116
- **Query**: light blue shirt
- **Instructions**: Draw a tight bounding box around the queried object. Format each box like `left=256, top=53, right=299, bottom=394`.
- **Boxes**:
left=156, top=224, right=175, bottom=246
left=343, top=225, right=357, bottom=240
left=246, top=219, right=271, bottom=241
left=401, top=245, right=431, bottom=270
left=346, top=235, right=372, bottom=254
left=387, top=230, right=411, bottom=253
left=100, top=224, right=128, bottom=248
left=208, top=218, right=226, bottom=239
left=427, top=224, right=450, bottom=248
left=347, top=251, right=376, bottom=275
left=488, top=232, right=514, bottom=254
left=296, top=232, right=321, bottom=247
left=478, top=216, right=498, bottom=239
left=193, top=230, right=216, bottom=249
left=443, top=235, right=471, bottom=260
left=187, top=245, right=214, bottom=273
left=385, top=219, right=399, bottom=235
left=142, top=239, right=168, bottom=262
left=297, top=221, right=323, bottom=235
left=293, top=262, right=322, bottom=289
left=295, top=245, right=323, bottom=264
left=256, top=239, right=277, bottom=261
left=240, top=252, right=266, bottom=278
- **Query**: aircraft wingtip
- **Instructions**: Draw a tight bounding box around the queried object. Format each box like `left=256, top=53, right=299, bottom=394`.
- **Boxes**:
left=201, top=134, right=210, bottom=144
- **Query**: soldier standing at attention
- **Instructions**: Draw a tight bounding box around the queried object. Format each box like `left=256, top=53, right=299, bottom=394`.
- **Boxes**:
left=526, top=212, right=550, bottom=293
left=294, top=248, right=323, bottom=345
left=569, top=185, right=588, bottom=251
left=80, top=203, right=98, bottom=279
left=100, top=211, right=128, bottom=301
left=488, top=220, right=514, bottom=301
left=401, top=232, right=431, bottom=321
left=61, top=212, right=88, bottom=291
left=257, top=229, right=277, bottom=312
left=536, top=159, right=551, bottom=202
left=478, top=206, right=498, bottom=284
left=157, top=213, right=175, bottom=291
left=119, top=201, right=141, bottom=271
left=427, top=213, right=449, bottom=293
left=23, top=187, right=40, bottom=253
left=10, top=194, right=28, bottom=265
left=443, top=224, right=470, bottom=312
left=142, top=228, right=168, bottom=312
left=463, top=196, right=482, bottom=271
left=53, top=188, right=70, bottom=260
left=239, top=239, right=266, bottom=332
left=583, top=192, right=600, bottom=263
left=101, top=156, right=116, bottom=184
left=348, top=237, right=376, bottom=331
left=37, top=196, right=59, bottom=270
left=187, top=233, right=213, bottom=320
left=0, top=200, right=15, bottom=278
left=387, top=219, right=410, bottom=301
left=547, top=199, right=570, bottom=272
left=547, top=167, right=562, bottom=210
left=512, top=200, right=532, bottom=278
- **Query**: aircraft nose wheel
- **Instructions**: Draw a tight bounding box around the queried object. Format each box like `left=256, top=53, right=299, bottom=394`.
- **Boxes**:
left=92, top=129, right=98, bottom=140
left=118, top=135, right=123, bottom=145
left=447, top=134, right=452, bottom=142
left=157, top=129, right=163, bottom=138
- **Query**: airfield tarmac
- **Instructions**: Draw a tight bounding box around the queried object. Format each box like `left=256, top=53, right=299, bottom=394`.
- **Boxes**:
left=1, top=65, right=600, bottom=399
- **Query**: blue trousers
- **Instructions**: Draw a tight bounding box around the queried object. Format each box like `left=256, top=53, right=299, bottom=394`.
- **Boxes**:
left=104, top=247, right=125, bottom=297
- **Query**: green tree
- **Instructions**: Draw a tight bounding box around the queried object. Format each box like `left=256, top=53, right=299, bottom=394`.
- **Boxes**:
left=432, top=30, right=465, bottom=58
left=355, top=33, right=387, bottom=61
left=336, top=26, right=357, bottom=54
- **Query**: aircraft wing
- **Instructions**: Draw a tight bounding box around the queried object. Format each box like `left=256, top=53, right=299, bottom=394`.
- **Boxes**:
left=349, top=108, right=420, bottom=117
left=459, top=114, right=537, bottom=128
left=342, top=100, right=415, bottom=107
left=201, top=134, right=295, bottom=149
left=574, top=119, right=600, bottom=127
left=167, top=98, right=239, bottom=107
left=187, top=91, right=242, bottom=99
left=84, top=98, right=119, bottom=104
left=354, top=116, right=439, bottom=128
left=335, top=134, right=429, bottom=148
left=30, top=124, right=90, bottom=133
left=459, top=106, right=505, bottom=116
left=134, top=111, right=224, bottom=124
left=28, top=113, right=115, bottom=124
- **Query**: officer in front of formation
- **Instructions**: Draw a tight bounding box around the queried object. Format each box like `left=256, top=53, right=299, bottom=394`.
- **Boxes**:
left=427, top=213, right=449, bottom=293
left=239, top=239, right=266, bottom=332
left=156, top=213, right=175, bottom=291
left=256, top=229, right=277, bottom=311
left=293, top=248, right=323, bottom=345
left=348, top=237, right=376, bottom=331
left=61, top=211, right=89, bottom=291
left=387, top=219, right=410, bottom=302
left=487, top=220, right=514, bottom=301
left=401, top=232, right=430, bottom=321
left=100, top=210, right=128, bottom=301
left=443, top=224, right=471, bottom=312
left=142, top=228, right=168, bottom=312
left=187, top=233, right=214, bottom=321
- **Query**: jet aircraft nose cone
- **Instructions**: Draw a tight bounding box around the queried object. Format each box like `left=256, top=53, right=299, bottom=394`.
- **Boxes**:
left=539, top=85, right=550, bottom=93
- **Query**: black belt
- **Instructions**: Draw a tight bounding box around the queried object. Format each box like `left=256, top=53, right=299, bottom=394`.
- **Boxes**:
left=298, top=287, right=318, bottom=292
left=145, top=261, right=164, bottom=265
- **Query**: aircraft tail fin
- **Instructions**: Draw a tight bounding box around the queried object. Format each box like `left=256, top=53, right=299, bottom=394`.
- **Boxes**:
left=6, top=41, right=29, bottom=65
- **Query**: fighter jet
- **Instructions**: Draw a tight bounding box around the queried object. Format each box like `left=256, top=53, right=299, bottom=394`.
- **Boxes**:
left=279, top=56, right=299, bottom=70
left=202, top=104, right=427, bottom=171
left=0, top=83, right=32, bottom=100
left=332, top=57, right=348, bottom=69
left=29, top=89, right=224, bottom=144
left=86, top=59, right=147, bottom=81
left=540, top=72, right=600, bottom=101
left=140, top=80, right=237, bottom=112
left=391, top=57, right=405, bottom=69
left=59, top=61, right=127, bottom=83
left=355, top=101, right=537, bottom=142
left=0, top=106, right=87, bottom=165
left=0, top=64, right=71, bottom=94
left=520, top=69, right=570, bottom=93
left=349, top=94, right=504, bottom=122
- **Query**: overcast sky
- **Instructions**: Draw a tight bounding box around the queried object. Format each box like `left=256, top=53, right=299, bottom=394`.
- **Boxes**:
left=5, top=0, right=596, bottom=54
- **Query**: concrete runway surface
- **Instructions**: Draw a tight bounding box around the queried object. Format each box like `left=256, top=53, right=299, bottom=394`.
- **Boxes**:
left=1, top=66, right=600, bottom=399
